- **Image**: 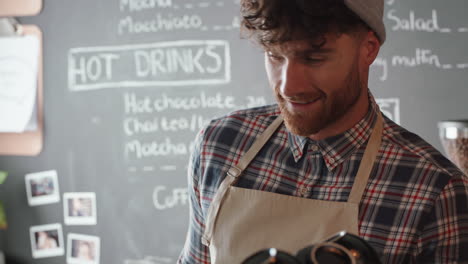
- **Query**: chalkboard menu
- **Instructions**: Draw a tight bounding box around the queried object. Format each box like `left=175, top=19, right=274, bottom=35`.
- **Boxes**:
left=1, top=0, right=467, bottom=263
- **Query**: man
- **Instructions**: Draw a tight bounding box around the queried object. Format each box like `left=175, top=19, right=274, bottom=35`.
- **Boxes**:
left=74, top=241, right=94, bottom=261
left=36, top=231, right=58, bottom=250
left=178, top=0, right=468, bottom=263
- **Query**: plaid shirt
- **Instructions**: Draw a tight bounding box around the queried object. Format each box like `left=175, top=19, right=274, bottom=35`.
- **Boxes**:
left=178, top=95, right=468, bottom=264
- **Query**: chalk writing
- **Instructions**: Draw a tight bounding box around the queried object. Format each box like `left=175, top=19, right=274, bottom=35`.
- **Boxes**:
left=118, top=14, right=203, bottom=35
left=120, top=0, right=172, bottom=12
left=232, top=16, right=241, bottom=28
left=69, top=53, right=120, bottom=84
left=68, top=40, right=231, bottom=91
left=245, top=96, right=267, bottom=108
left=119, top=0, right=227, bottom=12
left=142, top=166, right=155, bottom=172
left=122, top=92, right=268, bottom=162
left=152, top=186, right=188, bottom=210
left=123, top=115, right=210, bottom=135
left=392, top=48, right=446, bottom=68
left=125, top=138, right=194, bottom=158
left=134, top=47, right=222, bottom=76
left=127, top=166, right=178, bottom=173
left=387, top=9, right=451, bottom=33
left=160, top=165, right=177, bottom=171
left=372, top=46, right=468, bottom=81
left=124, top=93, right=153, bottom=114
left=124, top=92, right=239, bottom=114
left=121, top=90, right=269, bottom=163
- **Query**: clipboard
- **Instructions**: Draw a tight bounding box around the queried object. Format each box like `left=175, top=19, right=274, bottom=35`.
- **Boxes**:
left=0, top=0, right=42, bottom=17
left=0, top=25, right=43, bottom=156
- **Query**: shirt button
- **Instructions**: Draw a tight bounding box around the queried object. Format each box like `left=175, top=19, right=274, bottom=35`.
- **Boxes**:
left=329, top=157, right=335, bottom=163
left=299, top=187, right=308, bottom=197
left=311, top=144, right=319, bottom=152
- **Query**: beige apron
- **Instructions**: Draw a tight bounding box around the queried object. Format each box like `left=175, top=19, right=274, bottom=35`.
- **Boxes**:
left=202, top=113, right=383, bottom=263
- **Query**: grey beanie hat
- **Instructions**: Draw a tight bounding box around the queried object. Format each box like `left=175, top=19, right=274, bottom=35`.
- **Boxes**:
left=344, top=0, right=386, bottom=44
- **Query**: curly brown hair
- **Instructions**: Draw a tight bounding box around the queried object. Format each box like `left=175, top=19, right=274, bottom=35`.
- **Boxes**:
left=240, top=0, right=369, bottom=48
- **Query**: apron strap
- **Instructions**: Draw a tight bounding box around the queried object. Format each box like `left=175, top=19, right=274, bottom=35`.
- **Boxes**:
left=347, top=113, right=383, bottom=204
left=226, top=115, right=284, bottom=182
left=202, top=170, right=236, bottom=246
left=202, top=115, right=284, bottom=246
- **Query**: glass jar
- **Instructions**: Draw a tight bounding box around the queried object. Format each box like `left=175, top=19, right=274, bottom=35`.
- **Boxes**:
left=438, top=120, right=468, bottom=175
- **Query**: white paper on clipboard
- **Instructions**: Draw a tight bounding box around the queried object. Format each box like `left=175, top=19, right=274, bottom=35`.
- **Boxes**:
left=0, top=35, right=39, bottom=132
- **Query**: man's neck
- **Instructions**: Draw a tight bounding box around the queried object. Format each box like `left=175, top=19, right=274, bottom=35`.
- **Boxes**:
left=308, top=89, right=370, bottom=141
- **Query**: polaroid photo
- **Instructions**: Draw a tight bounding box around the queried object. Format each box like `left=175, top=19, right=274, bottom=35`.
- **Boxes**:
left=67, top=233, right=100, bottom=264
left=376, top=98, right=401, bottom=124
left=25, top=170, right=60, bottom=206
left=64, top=192, right=97, bottom=225
left=30, top=223, right=64, bottom=259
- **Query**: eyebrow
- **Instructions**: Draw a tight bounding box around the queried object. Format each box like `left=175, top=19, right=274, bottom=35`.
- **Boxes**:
left=265, top=46, right=335, bottom=56
left=297, top=48, right=335, bottom=56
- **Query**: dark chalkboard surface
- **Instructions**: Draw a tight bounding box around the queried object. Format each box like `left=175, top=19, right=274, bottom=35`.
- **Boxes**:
left=1, top=0, right=468, bottom=263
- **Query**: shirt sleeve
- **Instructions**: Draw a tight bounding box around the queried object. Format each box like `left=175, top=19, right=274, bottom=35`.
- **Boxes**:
left=416, top=174, right=468, bottom=263
left=177, top=129, right=212, bottom=264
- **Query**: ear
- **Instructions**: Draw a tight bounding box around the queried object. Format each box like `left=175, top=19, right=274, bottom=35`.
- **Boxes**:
left=360, top=30, right=381, bottom=67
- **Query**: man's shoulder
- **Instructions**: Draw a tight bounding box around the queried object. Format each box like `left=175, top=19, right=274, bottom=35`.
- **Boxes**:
left=201, top=104, right=281, bottom=142
left=193, top=104, right=282, bottom=196
left=381, top=115, right=464, bottom=179
left=213, top=104, right=280, bottom=123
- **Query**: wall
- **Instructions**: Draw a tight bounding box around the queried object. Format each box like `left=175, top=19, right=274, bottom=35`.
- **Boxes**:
left=0, top=0, right=467, bottom=263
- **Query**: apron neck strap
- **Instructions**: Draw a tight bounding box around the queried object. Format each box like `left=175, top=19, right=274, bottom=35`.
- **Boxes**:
left=227, top=115, right=284, bottom=182
left=228, top=111, right=383, bottom=204
left=347, top=112, right=383, bottom=204
left=202, top=115, right=284, bottom=246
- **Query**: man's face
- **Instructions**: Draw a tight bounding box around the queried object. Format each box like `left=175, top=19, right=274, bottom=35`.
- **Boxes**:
left=78, top=242, right=92, bottom=260
left=265, top=32, right=366, bottom=137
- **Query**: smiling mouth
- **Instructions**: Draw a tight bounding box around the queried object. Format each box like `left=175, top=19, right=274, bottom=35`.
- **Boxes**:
left=288, top=97, right=321, bottom=105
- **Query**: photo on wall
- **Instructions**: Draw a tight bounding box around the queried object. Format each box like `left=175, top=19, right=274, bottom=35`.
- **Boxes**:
left=29, top=223, right=64, bottom=259
left=63, top=192, right=97, bottom=225
left=67, top=233, right=100, bottom=264
left=376, top=98, right=401, bottom=124
left=25, top=170, right=60, bottom=206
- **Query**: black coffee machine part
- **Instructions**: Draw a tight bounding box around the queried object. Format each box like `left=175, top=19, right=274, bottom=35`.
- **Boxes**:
left=241, top=231, right=381, bottom=264
left=242, top=248, right=301, bottom=264
left=295, top=231, right=382, bottom=264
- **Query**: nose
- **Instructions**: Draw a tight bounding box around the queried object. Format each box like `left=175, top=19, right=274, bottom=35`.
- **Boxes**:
left=279, top=60, right=309, bottom=98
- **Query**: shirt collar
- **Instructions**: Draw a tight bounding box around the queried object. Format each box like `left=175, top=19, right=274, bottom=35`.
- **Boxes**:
left=287, top=92, right=379, bottom=171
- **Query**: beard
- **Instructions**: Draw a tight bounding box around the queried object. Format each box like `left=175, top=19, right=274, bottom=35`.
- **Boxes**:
left=275, top=62, right=363, bottom=137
